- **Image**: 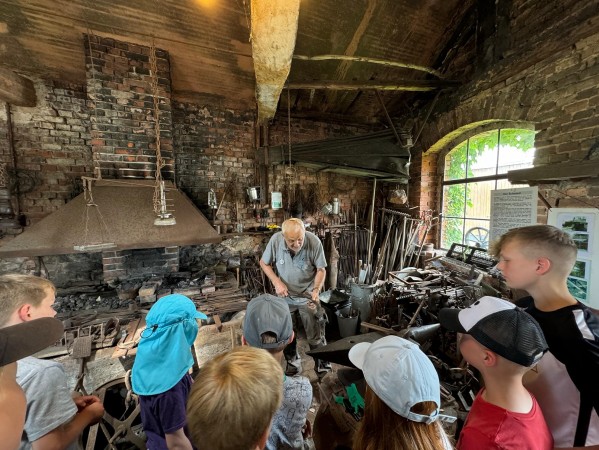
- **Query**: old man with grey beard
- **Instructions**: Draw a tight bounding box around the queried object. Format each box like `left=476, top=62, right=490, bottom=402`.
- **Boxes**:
left=260, top=218, right=331, bottom=375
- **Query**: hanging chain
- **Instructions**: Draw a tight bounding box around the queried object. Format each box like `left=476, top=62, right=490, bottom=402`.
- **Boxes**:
left=86, top=29, right=102, bottom=179
left=150, top=39, right=165, bottom=215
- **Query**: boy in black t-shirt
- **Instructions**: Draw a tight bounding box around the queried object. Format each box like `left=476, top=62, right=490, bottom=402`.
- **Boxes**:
left=491, top=225, right=599, bottom=448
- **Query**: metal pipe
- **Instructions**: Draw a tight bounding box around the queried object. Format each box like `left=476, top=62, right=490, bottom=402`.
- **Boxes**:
left=367, top=178, right=377, bottom=266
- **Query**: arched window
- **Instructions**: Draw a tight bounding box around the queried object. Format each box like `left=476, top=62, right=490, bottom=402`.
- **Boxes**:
left=440, top=129, right=535, bottom=249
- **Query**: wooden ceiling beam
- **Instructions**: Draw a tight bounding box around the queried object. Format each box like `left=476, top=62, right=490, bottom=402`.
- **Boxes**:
left=285, top=79, right=460, bottom=91
left=507, top=161, right=599, bottom=184
left=293, top=54, right=444, bottom=78
left=0, top=67, right=36, bottom=107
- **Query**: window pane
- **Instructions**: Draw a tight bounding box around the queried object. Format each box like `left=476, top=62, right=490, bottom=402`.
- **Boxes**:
left=495, top=179, right=528, bottom=190
left=464, top=219, right=491, bottom=249
left=441, top=217, right=464, bottom=249
left=443, top=184, right=466, bottom=218
left=468, top=130, right=499, bottom=178
left=497, top=129, right=535, bottom=174
left=464, top=180, right=495, bottom=220
left=444, top=141, right=467, bottom=181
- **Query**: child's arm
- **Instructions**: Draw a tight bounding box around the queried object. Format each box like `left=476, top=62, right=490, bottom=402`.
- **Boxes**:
left=32, top=399, right=104, bottom=450
left=165, top=428, right=193, bottom=450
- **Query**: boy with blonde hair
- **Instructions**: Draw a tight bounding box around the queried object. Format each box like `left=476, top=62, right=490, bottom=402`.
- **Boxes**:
left=0, top=318, right=64, bottom=450
left=491, top=225, right=599, bottom=448
left=0, top=274, right=105, bottom=450
left=440, top=296, right=552, bottom=449
left=186, top=346, right=284, bottom=450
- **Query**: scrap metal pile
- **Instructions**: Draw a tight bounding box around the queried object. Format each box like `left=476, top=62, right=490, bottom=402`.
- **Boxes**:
left=313, top=245, right=503, bottom=438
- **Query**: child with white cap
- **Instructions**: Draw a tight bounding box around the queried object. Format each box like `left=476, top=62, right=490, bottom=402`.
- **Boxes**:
left=439, top=296, right=552, bottom=450
left=348, top=335, right=452, bottom=450
left=131, top=294, right=208, bottom=450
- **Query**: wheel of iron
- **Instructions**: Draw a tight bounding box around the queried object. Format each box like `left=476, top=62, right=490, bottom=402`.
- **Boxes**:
left=464, top=227, right=489, bottom=249
left=80, top=377, right=146, bottom=450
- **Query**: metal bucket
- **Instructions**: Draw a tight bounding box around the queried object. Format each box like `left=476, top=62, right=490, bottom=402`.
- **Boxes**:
left=336, top=307, right=359, bottom=338
left=349, top=283, right=376, bottom=324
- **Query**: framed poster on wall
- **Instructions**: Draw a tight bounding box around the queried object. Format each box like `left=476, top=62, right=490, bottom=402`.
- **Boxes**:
left=547, top=208, right=598, bottom=308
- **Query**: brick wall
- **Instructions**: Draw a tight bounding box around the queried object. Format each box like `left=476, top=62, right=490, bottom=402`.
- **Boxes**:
left=6, top=81, right=93, bottom=224
left=172, top=101, right=255, bottom=226
left=267, top=116, right=377, bottom=226
left=85, top=35, right=173, bottom=180
left=102, top=246, right=179, bottom=283
left=410, top=0, right=599, bottom=243
left=173, top=106, right=378, bottom=230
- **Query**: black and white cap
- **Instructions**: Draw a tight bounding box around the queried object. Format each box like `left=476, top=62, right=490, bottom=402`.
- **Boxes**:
left=439, top=296, right=548, bottom=367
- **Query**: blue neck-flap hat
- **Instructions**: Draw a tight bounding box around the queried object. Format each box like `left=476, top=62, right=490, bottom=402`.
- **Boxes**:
left=131, top=294, right=208, bottom=395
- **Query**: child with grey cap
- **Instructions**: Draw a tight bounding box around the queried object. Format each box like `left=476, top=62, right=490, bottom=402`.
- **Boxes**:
left=439, top=296, right=552, bottom=450
left=349, top=335, right=452, bottom=450
left=242, top=293, right=313, bottom=450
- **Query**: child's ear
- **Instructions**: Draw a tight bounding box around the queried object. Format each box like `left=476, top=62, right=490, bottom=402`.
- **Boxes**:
left=255, top=424, right=271, bottom=450
left=241, top=336, right=248, bottom=346
left=17, top=304, right=32, bottom=322
left=482, top=350, right=498, bottom=367
left=536, top=257, right=551, bottom=275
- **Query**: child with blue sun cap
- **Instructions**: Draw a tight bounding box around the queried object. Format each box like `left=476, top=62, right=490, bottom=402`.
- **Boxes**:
left=132, top=294, right=208, bottom=450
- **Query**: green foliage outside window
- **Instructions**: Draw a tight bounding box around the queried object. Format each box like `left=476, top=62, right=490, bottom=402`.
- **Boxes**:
left=442, top=129, right=535, bottom=249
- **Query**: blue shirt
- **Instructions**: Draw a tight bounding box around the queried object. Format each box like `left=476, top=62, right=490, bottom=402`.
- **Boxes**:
left=262, top=230, right=327, bottom=303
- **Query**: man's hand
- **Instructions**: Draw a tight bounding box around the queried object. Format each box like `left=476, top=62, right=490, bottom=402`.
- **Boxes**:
left=274, top=280, right=289, bottom=297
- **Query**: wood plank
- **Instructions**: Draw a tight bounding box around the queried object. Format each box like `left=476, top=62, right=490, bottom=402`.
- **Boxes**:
left=285, top=79, right=460, bottom=91
left=0, top=67, right=36, bottom=106
left=507, top=161, right=599, bottom=183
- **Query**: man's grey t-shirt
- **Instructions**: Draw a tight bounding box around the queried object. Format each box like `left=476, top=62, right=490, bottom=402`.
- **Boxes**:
left=261, top=230, right=327, bottom=304
left=267, top=375, right=313, bottom=450
left=17, top=357, right=78, bottom=450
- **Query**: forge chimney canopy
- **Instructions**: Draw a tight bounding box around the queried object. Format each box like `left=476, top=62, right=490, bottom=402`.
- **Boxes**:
left=0, top=180, right=220, bottom=258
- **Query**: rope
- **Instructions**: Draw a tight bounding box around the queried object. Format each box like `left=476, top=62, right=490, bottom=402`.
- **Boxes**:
left=150, top=39, right=165, bottom=216
left=86, top=28, right=103, bottom=179
left=80, top=177, right=113, bottom=248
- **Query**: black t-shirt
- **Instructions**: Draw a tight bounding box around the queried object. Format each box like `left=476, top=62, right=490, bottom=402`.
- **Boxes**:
left=517, top=296, right=599, bottom=445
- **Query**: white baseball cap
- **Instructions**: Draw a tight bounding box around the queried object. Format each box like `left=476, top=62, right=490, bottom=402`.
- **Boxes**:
left=348, top=335, right=441, bottom=424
